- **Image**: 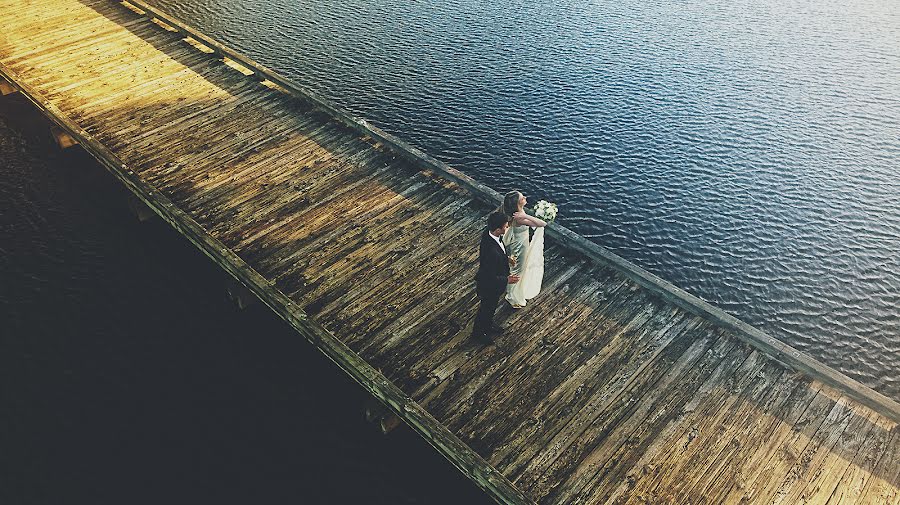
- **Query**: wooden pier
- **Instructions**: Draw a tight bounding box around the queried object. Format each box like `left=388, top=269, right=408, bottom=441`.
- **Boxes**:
left=2, top=1, right=898, bottom=503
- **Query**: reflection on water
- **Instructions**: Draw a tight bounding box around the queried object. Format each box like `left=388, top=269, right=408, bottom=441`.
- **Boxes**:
left=145, top=0, right=900, bottom=396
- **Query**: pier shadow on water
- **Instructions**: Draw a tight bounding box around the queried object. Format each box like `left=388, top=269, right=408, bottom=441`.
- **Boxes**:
left=0, top=95, right=492, bottom=505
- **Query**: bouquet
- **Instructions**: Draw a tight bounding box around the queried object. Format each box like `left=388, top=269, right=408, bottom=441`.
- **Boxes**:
left=532, top=200, right=558, bottom=222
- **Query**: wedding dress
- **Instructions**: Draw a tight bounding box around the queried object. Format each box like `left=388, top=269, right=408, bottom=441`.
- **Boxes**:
left=504, top=225, right=545, bottom=307
left=519, top=226, right=545, bottom=299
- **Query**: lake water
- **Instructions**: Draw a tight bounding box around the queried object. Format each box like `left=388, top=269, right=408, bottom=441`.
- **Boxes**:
left=144, top=0, right=899, bottom=395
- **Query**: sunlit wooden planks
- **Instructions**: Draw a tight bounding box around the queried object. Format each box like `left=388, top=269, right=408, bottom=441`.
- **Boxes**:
left=1, top=2, right=897, bottom=504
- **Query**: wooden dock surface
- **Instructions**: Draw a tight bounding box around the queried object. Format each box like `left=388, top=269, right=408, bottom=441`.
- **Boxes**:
left=2, top=1, right=898, bottom=503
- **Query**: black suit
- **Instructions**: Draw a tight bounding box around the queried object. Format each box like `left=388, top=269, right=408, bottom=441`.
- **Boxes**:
left=474, top=227, right=510, bottom=335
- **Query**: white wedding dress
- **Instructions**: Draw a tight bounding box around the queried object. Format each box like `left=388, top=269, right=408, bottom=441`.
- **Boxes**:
left=504, top=226, right=545, bottom=306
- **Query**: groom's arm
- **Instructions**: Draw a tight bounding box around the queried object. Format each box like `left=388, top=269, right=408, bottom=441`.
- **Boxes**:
left=497, top=252, right=519, bottom=284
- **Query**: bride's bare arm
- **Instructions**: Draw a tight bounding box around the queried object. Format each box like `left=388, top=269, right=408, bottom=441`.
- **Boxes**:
left=514, top=212, right=547, bottom=228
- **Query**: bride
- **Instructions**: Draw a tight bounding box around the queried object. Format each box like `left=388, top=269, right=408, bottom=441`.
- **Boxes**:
left=501, top=191, right=547, bottom=308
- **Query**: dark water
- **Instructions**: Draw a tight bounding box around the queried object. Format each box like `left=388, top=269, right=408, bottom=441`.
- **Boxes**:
left=0, top=99, right=491, bottom=504
left=146, top=0, right=900, bottom=397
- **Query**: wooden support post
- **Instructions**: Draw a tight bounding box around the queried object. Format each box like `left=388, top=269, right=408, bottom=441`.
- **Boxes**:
left=0, top=78, right=16, bottom=96
left=50, top=126, right=78, bottom=149
left=364, top=397, right=402, bottom=435
left=225, top=278, right=257, bottom=310
left=126, top=195, right=156, bottom=223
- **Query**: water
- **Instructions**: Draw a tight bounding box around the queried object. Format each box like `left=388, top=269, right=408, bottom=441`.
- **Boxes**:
left=145, top=0, right=900, bottom=397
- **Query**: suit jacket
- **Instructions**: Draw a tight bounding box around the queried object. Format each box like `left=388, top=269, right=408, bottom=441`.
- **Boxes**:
left=475, top=227, right=510, bottom=294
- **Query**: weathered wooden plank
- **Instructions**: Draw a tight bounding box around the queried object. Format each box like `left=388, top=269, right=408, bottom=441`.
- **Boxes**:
left=433, top=268, right=619, bottom=426
left=0, top=1, right=94, bottom=33
left=177, top=121, right=364, bottom=213
left=207, top=143, right=384, bottom=247
left=12, top=43, right=176, bottom=94
left=568, top=326, right=738, bottom=505
left=278, top=190, right=464, bottom=300
left=558, top=326, right=741, bottom=504
left=252, top=178, right=433, bottom=278
left=714, top=379, right=821, bottom=504
left=11, top=15, right=176, bottom=71
left=540, top=346, right=778, bottom=504
left=0, top=8, right=140, bottom=64
left=403, top=259, right=587, bottom=402
left=3, top=16, right=159, bottom=70
left=793, top=410, right=880, bottom=503
left=427, top=283, right=653, bottom=431
left=766, top=398, right=863, bottom=504
left=259, top=173, right=441, bottom=271
left=266, top=162, right=438, bottom=256
left=45, top=45, right=214, bottom=106
left=158, top=113, right=330, bottom=202
left=457, top=290, right=687, bottom=452
left=134, top=97, right=321, bottom=185
left=53, top=42, right=250, bottom=119
left=823, top=414, right=895, bottom=504
left=40, top=32, right=222, bottom=96
left=330, top=220, right=485, bottom=351
left=142, top=120, right=319, bottom=198
left=721, top=387, right=840, bottom=504
left=583, top=338, right=757, bottom=502
left=86, top=83, right=243, bottom=139
left=321, top=195, right=484, bottom=330
left=855, top=426, right=900, bottom=505
left=433, top=276, right=628, bottom=429
left=509, top=311, right=711, bottom=491
left=467, top=309, right=699, bottom=460
left=104, top=74, right=275, bottom=143
left=85, top=84, right=258, bottom=147
left=289, top=189, right=472, bottom=320
left=225, top=151, right=404, bottom=258
left=659, top=369, right=803, bottom=503
left=66, top=62, right=231, bottom=119
left=384, top=249, right=588, bottom=387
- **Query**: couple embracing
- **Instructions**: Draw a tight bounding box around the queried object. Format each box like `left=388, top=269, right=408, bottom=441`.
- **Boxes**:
left=473, top=191, right=548, bottom=344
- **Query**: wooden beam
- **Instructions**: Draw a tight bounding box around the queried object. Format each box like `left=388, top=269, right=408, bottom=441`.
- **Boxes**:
left=364, top=397, right=404, bottom=435
left=126, top=195, right=156, bottom=223
left=50, top=126, right=78, bottom=149
left=225, top=278, right=257, bottom=310
left=0, top=78, right=15, bottom=96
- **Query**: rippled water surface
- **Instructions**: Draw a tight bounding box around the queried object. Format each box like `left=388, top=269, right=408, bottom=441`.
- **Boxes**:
left=145, top=0, right=900, bottom=396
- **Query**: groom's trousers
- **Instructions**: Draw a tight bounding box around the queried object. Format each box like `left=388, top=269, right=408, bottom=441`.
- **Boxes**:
left=474, top=286, right=503, bottom=334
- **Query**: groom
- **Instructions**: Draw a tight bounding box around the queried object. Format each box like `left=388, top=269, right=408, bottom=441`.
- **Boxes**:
left=473, top=211, right=520, bottom=344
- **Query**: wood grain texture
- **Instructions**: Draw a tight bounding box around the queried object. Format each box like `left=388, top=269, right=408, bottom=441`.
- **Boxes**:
left=1, top=2, right=896, bottom=504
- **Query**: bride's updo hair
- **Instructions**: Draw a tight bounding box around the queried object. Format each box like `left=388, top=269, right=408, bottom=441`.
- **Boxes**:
left=501, top=191, right=522, bottom=223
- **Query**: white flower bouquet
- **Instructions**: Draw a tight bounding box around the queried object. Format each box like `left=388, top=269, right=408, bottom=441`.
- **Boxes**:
left=532, top=200, right=558, bottom=222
